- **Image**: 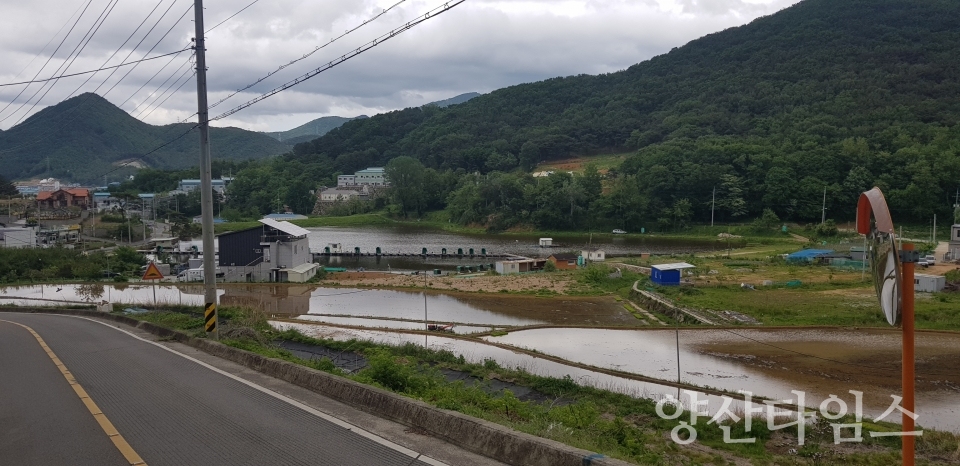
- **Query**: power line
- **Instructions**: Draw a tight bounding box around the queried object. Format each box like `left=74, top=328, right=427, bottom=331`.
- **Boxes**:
left=101, top=2, right=194, bottom=99
left=0, top=1, right=88, bottom=86
left=10, top=0, right=123, bottom=127
left=95, top=123, right=199, bottom=180
left=118, top=49, right=190, bottom=108
left=0, top=0, right=193, bottom=154
left=132, top=56, right=195, bottom=118
left=138, top=68, right=196, bottom=121
left=0, top=0, right=96, bottom=123
left=130, top=0, right=267, bottom=120
left=212, top=0, right=465, bottom=122
left=202, top=0, right=408, bottom=116
left=204, top=0, right=259, bottom=33
left=0, top=48, right=192, bottom=88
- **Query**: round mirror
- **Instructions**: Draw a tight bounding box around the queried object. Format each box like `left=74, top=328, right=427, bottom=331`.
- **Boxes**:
left=869, top=229, right=901, bottom=326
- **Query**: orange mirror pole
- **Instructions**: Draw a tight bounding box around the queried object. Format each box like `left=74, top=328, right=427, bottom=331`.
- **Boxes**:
left=901, top=242, right=915, bottom=466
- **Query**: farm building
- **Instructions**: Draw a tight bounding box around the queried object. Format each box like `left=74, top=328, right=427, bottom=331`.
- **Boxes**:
left=581, top=249, right=605, bottom=262
left=786, top=249, right=833, bottom=263
left=650, top=262, right=696, bottom=286
left=282, top=262, right=320, bottom=283
left=495, top=259, right=541, bottom=274
left=914, top=274, right=946, bottom=293
left=548, top=253, right=580, bottom=270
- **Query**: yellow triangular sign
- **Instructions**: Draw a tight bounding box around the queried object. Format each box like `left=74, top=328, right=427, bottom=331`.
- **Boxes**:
left=141, top=262, right=164, bottom=281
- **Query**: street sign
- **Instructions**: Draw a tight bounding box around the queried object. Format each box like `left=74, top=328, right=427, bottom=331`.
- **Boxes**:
left=141, top=262, right=164, bottom=281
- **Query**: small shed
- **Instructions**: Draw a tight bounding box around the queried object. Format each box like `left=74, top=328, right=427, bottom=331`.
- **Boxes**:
left=786, top=249, right=833, bottom=263
left=581, top=249, right=605, bottom=262
left=651, top=262, right=696, bottom=286
left=548, top=253, right=579, bottom=270
left=914, top=273, right=946, bottom=293
left=849, top=247, right=866, bottom=261
left=285, top=262, right=320, bottom=283
left=539, top=238, right=553, bottom=248
left=496, top=259, right=539, bottom=275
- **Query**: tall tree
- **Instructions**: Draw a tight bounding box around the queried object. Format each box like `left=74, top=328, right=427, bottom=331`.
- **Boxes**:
left=0, top=174, right=17, bottom=197
left=385, top=156, right=426, bottom=217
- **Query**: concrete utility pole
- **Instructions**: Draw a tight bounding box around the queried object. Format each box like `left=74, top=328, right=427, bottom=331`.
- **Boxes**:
left=193, top=0, right=218, bottom=339
left=710, top=186, right=717, bottom=226
left=821, top=186, right=827, bottom=224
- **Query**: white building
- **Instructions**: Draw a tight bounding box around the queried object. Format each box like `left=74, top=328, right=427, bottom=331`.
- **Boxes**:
left=581, top=249, right=606, bottom=262
left=319, top=188, right=360, bottom=202
left=177, top=178, right=233, bottom=194
left=354, top=167, right=386, bottom=186
left=949, top=224, right=960, bottom=261
left=495, top=259, right=539, bottom=274
left=337, top=175, right=356, bottom=187
left=914, top=273, right=946, bottom=293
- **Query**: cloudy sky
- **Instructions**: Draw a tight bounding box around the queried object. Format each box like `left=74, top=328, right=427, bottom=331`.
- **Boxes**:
left=0, top=0, right=801, bottom=133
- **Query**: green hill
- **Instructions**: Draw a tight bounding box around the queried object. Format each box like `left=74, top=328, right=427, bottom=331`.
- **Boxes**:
left=426, top=92, right=481, bottom=108
left=267, top=93, right=479, bottom=145
left=0, top=93, right=288, bottom=183
left=284, top=0, right=960, bottom=224
left=266, top=115, right=367, bottom=144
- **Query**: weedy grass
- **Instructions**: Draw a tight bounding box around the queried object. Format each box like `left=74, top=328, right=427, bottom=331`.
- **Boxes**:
left=120, top=304, right=960, bottom=465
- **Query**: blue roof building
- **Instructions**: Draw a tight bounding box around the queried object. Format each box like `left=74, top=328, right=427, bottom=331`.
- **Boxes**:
left=651, top=262, right=696, bottom=286
left=786, top=249, right=834, bottom=263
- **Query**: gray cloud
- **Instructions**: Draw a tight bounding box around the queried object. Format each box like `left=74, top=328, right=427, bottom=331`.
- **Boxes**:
left=0, top=0, right=801, bottom=132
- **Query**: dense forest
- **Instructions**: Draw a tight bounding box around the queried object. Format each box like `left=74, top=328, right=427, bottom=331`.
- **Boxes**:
left=0, top=93, right=288, bottom=183
left=211, top=0, right=958, bottom=229
left=103, top=0, right=960, bottom=232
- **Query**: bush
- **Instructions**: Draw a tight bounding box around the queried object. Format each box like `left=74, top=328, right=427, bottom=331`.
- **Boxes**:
left=543, top=260, right=557, bottom=272
left=813, top=219, right=838, bottom=237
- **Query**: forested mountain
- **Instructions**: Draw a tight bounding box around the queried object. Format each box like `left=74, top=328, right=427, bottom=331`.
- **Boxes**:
left=0, top=93, right=288, bottom=183
left=427, top=92, right=481, bottom=108
left=275, top=0, right=960, bottom=225
left=266, top=115, right=367, bottom=144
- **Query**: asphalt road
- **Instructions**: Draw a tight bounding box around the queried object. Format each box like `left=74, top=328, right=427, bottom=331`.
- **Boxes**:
left=0, top=313, right=447, bottom=466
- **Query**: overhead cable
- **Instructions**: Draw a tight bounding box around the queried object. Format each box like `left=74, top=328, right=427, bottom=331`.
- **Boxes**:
left=132, top=56, right=195, bottom=118
left=138, top=68, right=197, bottom=121
left=0, top=48, right=192, bottom=88
left=204, top=0, right=408, bottom=114
left=212, top=0, right=465, bottom=121
left=204, top=0, right=260, bottom=33
left=0, top=0, right=96, bottom=123
left=102, top=2, right=194, bottom=98
left=10, top=0, right=123, bottom=127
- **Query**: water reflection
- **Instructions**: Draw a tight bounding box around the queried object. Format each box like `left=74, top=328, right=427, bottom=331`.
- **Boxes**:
left=0, top=283, right=213, bottom=306
left=306, top=225, right=738, bottom=259
left=488, top=327, right=960, bottom=432
left=270, top=321, right=737, bottom=413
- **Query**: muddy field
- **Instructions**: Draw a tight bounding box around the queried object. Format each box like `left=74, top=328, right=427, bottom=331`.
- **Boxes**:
left=325, top=271, right=575, bottom=294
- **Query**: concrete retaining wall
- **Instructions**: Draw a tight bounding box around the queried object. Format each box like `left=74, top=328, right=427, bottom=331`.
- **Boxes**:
left=4, top=307, right=633, bottom=466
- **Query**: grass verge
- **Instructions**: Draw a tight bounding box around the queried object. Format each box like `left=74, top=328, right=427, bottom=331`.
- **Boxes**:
left=117, top=305, right=960, bottom=465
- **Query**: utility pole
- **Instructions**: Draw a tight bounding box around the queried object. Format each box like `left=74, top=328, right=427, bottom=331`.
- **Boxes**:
left=933, top=214, right=936, bottom=245
left=821, top=186, right=827, bottom=224
left=194, top=0, right=218, bottom=339
left=710, top=186, right=717, bottom=226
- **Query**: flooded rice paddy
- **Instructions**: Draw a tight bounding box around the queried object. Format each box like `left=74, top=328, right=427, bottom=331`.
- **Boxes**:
left=4, top=282, right=958, bottom=431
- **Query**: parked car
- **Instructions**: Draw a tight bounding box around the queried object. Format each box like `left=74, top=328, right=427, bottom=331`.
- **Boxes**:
left=924, top=255, right=936, bottom=265
left=612, top=229, right=627, bottom=234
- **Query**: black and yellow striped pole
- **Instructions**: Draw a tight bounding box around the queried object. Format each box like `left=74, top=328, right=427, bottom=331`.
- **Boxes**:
left=204, top=301, right=218, bottom=338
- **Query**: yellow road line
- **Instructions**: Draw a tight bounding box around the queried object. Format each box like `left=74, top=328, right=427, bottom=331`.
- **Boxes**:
left=0, top=319, right=147, bottom=466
